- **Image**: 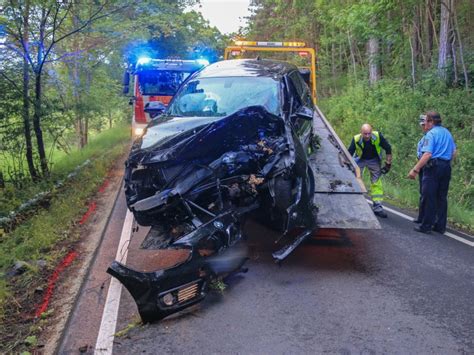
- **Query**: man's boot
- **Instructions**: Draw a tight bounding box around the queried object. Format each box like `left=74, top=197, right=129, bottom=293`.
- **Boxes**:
left=373, top=202, right=388, bottom=218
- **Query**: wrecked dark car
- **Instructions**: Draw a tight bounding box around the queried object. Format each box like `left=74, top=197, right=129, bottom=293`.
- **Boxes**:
left=108, top=59, right=318, bottom=322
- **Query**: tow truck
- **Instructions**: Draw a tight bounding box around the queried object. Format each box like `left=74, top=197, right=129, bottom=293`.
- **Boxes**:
left=107, top=42, right=381, bottom=323
left=225, top=40, right=380, bottom=229
left=123, top=58, right=208, bottom=137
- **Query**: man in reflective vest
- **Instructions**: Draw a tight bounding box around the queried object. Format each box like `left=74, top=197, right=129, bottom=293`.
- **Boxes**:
left=348, top=123, right=392, bottom=218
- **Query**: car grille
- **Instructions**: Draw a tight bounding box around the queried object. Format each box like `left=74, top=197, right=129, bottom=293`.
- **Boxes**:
left=177, top=282, right=200, bottom=303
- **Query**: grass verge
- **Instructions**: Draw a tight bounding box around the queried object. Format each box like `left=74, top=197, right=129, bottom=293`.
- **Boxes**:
left=0, top=125, right=130, bottom=353
left=0, top=124, right=131, bottom=217
left=383, top=181, right=474, bottom=233
left=360, top=171, right=474, bottom=232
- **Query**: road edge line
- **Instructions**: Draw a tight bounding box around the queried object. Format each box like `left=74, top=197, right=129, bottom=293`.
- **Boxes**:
left=94, top=210, right=133, bottom=354
left=366, top=199, right=474, bottom=247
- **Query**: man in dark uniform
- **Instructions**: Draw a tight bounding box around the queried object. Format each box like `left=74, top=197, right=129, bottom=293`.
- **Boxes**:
left=408, top=112, right=456, bottom=234
left=413, top=115, right=429, bottom=223
left=348, top=123, right=392, bottom=218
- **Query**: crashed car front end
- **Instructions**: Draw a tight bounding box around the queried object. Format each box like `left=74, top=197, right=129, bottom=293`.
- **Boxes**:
left=109, top=78, right=317, bottom=322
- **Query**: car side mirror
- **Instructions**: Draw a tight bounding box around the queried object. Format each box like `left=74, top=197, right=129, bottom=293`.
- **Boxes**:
left=294, top=105, right=313, bottom=121
left=144, top=101, right=166, bottom=119
left=122, top=71, right=130, bottom=94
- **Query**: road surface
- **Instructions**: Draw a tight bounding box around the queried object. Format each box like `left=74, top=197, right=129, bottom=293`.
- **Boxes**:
left=58, top=183, right=474, bottom=354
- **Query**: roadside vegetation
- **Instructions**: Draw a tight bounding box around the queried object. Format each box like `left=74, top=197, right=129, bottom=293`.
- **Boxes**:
left=246, top=0, right=473, bottom=231
left=320, top=80, right=473, bottom=230
left=0, top=1, right=226, bottom=351
left=0, top=125, right=129, bottom=352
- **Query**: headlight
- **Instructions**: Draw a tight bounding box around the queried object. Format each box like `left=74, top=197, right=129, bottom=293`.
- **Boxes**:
left=162, top=292, right=175, bottom=306
left=134, top=127, right=145, bottom=136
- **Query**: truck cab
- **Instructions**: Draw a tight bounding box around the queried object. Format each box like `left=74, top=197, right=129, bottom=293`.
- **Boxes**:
left=123, top=58, right=208, bottom=137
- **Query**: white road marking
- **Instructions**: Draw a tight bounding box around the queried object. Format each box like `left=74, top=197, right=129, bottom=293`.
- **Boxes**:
left=443, top=232, right=474, bottom=247
left=95, top=210, right=134, bottom=354
left=366, top=199, right=474, bottom=247
left=382, top=205, right=414, bottom=221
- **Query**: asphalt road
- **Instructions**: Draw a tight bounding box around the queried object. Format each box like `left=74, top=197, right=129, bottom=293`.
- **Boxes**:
left=59, top=186, right=474, bottom=354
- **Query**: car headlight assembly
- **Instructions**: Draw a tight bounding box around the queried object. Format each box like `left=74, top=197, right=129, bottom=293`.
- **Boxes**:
left=134, top=127, right=145, bottom=137
left=161, top=292, right=175, bottom=306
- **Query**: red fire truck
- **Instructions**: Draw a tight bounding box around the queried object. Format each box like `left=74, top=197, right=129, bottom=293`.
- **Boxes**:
left=123, top=58, right=208, bottom=137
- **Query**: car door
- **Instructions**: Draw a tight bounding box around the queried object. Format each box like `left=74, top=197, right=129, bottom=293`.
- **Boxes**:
left=287, top=71, right=313, bottom=150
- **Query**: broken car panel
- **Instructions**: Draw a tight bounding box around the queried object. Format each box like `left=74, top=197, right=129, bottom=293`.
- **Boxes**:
left=108, top=59, right=318, bottom=322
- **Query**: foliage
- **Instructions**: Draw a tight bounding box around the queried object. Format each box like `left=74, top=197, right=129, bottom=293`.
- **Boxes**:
left=0, top=0, right=225, bottom=183
left=247, top=0, right=473, bottom=229
left=319, top=79, right=473, bottom=227
left=247, top=0, right=473, bottom=91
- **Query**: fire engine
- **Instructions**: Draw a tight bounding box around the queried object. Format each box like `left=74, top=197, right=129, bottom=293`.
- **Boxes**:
left=123, top=58, right=208, bottom=137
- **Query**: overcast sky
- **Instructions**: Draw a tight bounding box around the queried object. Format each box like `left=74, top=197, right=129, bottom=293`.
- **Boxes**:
left=191, top=0, right=252, bottom=34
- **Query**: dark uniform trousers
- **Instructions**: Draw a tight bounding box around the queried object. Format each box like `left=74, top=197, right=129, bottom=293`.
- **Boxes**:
left=420, top=159, right=451, bottom=232
left=417, top=168, right=424, bottom=222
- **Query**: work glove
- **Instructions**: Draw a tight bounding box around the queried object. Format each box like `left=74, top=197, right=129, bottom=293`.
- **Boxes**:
left=381, top=163, right=391, bottom=174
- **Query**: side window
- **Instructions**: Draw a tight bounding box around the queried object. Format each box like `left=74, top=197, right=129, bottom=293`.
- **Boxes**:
left=287, top=71, right=312, bottom=140
left=289, top=71, right=313, bottom=108
left=284, top=74, right=302, bottom=117
left=289, top=71, right=304, bottom=102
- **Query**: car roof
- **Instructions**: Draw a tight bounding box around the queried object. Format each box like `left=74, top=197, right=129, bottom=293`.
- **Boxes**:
left=194, top=59, right=298, bottom=79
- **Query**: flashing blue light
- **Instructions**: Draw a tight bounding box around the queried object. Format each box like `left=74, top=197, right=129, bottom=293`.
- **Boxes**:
left=137, top=57, right=151, bottom=66
left=197, top=59, right=210, bottom=66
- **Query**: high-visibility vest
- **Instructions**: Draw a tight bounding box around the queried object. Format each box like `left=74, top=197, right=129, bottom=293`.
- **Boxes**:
left=353, top=131, right=382, bottom=158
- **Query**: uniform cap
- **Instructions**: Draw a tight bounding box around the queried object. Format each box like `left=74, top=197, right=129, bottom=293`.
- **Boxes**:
left=419, top=114, right=426, bottom=125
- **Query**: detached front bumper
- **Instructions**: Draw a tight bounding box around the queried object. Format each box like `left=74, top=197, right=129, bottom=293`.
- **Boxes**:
left=108, top=248, right=210, bottom=323
left=107, top=211, right=249, bottom=322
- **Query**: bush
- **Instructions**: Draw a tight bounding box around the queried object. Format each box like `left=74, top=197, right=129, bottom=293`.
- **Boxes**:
left=319, top=79, right=473, bottom=227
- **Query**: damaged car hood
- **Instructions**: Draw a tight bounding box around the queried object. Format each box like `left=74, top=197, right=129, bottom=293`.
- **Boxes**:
left=131, top=106, right=286, bottom=165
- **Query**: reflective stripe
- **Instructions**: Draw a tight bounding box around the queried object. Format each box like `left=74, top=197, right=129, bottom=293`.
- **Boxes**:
left=370, top=178, right=383, bottom=202
left=353, top=131, right=381, bottom=158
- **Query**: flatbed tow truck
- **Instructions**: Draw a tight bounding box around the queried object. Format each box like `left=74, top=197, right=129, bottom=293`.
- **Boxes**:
left=107, top=41, right=380, bottom=323
left=225, top=40, right=380, bottom=229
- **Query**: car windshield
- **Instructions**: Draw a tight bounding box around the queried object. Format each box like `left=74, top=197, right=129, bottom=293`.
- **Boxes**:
left=138, top=70, right=193, bottom=96
left=168, top=77, right=280, bottom=117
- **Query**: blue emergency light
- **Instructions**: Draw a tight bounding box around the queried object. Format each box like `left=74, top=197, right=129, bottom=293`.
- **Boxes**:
left=137, top=56, right=152, bottom=65
left=196, top=59, right=210, bottom=66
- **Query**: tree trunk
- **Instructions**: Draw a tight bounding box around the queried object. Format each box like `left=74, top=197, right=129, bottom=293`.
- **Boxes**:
left=31, top=7, right=49, bottom=177
left=437, top=0, right=451, bottom=80
left=33, top=71, right=48, bottom=176
left=331, top=30, right=336, bottom=80
left=0, top=170, right=4, bottom=188
left=71, top=12, right=86, bottom=148
left=409, top=36, right=417, bottom=86
left=413, top=6, right=422, bottom=64
left=450, top=28, right=458, bottom=84
left=347, top=32, right=357, bottom=77
left=424, top=0, right=434, bottom=66
left=368, top=37, right=380, bottom=84
left=452, top=1, right=469, bottom=89
left=21, top=0, right=39, bottom=181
